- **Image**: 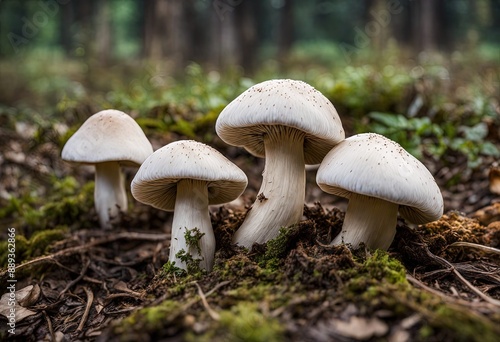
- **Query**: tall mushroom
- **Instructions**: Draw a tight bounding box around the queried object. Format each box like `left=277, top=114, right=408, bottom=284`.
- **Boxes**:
left=131, top=140, right=247, bottom=271
left=61, top=109, right=153, bottom=229
left=216, top=79, right=345, bottom=248
left=316, top=133, right=444, bottom=250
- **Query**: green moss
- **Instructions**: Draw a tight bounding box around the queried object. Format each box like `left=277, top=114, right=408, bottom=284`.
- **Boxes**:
left=0, top=235, right=29, bottom=266
left=114, top=299, right=182, bottom=335
left=25, top=227, right=68, bottom=258
left=342, top=250, right=408, bottom=298
left=258, top=226, right=299, bottom=270
left=0, top=227, right=67, bottom=267
left=338, top=250, right=499, bottom=342
left=3, top=177, right=95, bottom=232
left=428, top=301, right=499, bottom=342
left=191, top=302, right=284, bottom=342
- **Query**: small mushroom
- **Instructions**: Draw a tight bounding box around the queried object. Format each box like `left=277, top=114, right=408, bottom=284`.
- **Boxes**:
left=216, top=79, right=345, bottom=248
left=316, top=133, right=443, bottom=250
left=61, top=109, right=153, bottom=229
left=131, top=140, right=247, bottom=271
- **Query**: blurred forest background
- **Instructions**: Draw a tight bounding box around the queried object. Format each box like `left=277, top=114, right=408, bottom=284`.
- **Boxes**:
left=1, top=0, right=499, bottom=68
left=0, top=0, right=499, bottom=217
left=1, top=0, right=499, bottom=109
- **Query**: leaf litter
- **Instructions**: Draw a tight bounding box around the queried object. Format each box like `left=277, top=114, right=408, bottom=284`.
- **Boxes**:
left=0, top=117, right=499, bottom=341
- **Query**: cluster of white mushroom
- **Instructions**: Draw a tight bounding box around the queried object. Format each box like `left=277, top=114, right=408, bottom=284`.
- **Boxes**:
left=61, top=79, right=444, bottom=272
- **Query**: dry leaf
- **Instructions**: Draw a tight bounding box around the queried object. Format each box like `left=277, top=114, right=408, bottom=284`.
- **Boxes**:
left=0, top=284, right=38, bottom=322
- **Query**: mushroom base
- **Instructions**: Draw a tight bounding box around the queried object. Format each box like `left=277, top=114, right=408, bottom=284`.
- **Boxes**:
left=331, top=194, right=399, bottom=250
left=169, top=179, right=215, bottom=271
left=94, top=162, right=127, bottom=229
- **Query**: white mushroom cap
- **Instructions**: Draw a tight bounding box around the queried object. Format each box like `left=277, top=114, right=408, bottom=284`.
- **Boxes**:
left=61, top=109, right=153, bottom=166
left=131, top=140, right=248, bottom=210
left=215, top=79, right=345, bottom=164
left=317, top=133, right=443, bottom=224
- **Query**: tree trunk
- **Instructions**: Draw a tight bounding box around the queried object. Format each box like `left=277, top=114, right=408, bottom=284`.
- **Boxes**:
left=235, top=0, right=258, bottom=74
left=412, top=0, right=445, bottom=53
left=95, top=0, right=111, bottom=66
left=209, top=2, right=239, bottom=69
left=278, top=0, right=294, bottom=63
left=60, top=1, right=74, bottom=56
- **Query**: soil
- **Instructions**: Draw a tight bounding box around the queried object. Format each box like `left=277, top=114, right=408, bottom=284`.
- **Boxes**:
left=0, top=117, right=500, bottom=341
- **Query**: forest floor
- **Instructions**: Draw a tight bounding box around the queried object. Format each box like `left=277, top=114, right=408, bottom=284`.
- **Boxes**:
left=0, top=54, right=499, bottom=341
left=0, top=119, right=499, bottom=341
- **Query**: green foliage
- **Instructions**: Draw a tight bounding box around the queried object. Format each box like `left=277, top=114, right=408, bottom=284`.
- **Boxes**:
left=318, top=65, right=413, bottom=118
left=366, top=111, right=500, bottom=167
left=161, top=261, right=186, bottom=278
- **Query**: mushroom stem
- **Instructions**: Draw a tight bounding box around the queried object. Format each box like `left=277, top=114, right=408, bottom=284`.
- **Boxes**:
left=170, top=179, right=215, bottom=271
left=94, top=161, right=127, bottom=229
left=233, top=127, right=306, bottom=248
left=331, top=193, right=399, bottom=250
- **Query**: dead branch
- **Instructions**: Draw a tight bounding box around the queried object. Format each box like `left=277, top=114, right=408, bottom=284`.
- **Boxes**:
left=424, top=247, right=500, bottom=307
left=448, top=242, right=500, bottom=256
left=194, top=282, right=220, bottom=321
left=76, top=287, right=94, bottom=333
left=0, top=232, right=170, bottom=278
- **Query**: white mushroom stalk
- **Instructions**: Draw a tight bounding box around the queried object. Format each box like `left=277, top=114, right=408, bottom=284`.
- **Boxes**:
left=94, top=162, right=127, bottom=229
left=170, top=179, right=215, bottom=271
left=331, top=193, right=399, bottom=250
left=233, top=126, right=306, bottom=247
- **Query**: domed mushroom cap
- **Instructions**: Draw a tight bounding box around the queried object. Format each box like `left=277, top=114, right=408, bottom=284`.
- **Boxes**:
left=131, top=140, right=248, bottom=211
left=61, top=109, right=153, bottom=166
left=317, top=133, right=443, bottom=224
left=215, top=79, right=345, bottom=164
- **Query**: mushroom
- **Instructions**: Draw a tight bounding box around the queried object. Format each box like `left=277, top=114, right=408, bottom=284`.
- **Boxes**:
left=131, top=140, right=248, bottom=271
left=61, top=109, right=153, bottom=229
left=216, top=79, right=345, bottom=248
left=316, top=133, right=443, bottom=250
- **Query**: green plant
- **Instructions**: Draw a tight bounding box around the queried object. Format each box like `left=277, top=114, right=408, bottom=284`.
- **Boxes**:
left=366, top=112, right=499, bottom=168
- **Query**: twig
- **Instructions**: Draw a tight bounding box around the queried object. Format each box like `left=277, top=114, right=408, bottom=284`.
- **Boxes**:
left=76, top=287, right=94, bottom=333
left=0, top=232, right=169, bottom=277
left=43, top=310, right=55, bottom=342
left=406, top=274, right=491, bottom=309
left=194, top=282, right=220, bottom=321
left=59, top=257, right=91, bottom=299
left=448, top=242, right=500, bottom=256
left=424, top=248, right=500, bottom=307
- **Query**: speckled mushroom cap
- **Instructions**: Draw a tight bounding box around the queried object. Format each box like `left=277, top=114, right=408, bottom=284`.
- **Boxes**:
left=215, top=79, right=345, bottom=164
left=316, top=133, right=443, bottom=224
left=131, top=140, right=248, bottom=211
left=61, top=110, right=153, bottom=166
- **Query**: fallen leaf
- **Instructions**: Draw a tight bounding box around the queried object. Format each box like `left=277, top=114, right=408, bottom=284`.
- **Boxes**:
left=17, top=284, right=41, bottom=307
left=0, top=284, right=38, bottom=322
